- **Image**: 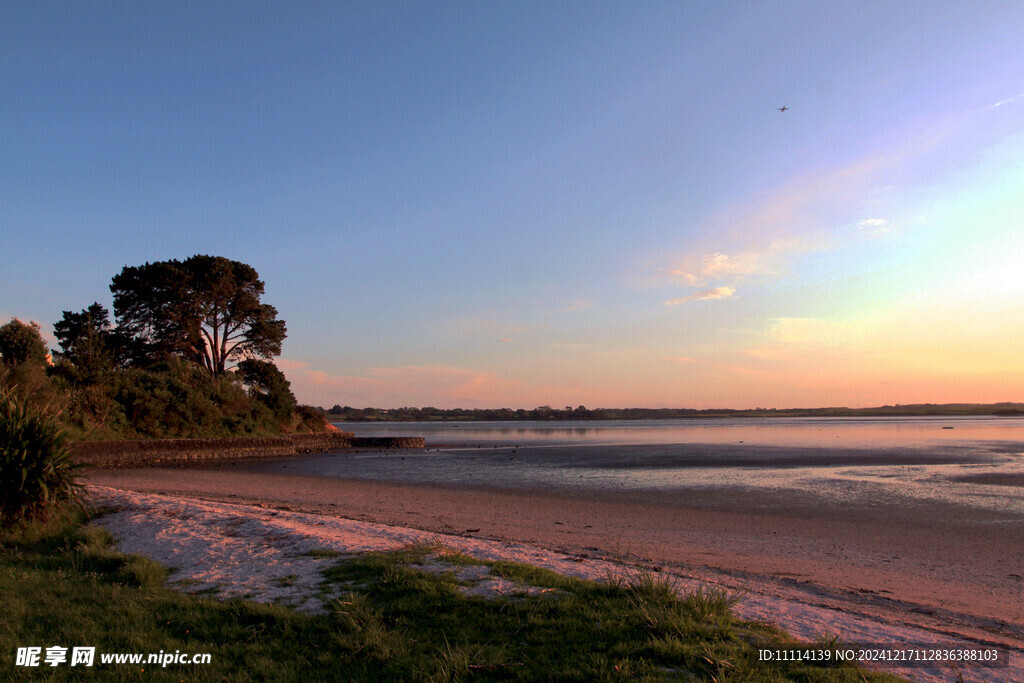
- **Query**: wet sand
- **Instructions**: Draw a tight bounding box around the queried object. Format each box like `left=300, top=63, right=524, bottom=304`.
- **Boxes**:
left=88, top=457, right=1024, bottom=645
left=954, top=472, right=1024, bottom=487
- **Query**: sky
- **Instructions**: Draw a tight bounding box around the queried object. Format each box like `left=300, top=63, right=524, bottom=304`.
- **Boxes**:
left=2, top=1, right=1023, bottom=410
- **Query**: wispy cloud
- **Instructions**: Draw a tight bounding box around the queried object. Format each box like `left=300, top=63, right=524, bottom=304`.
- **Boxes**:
left=273, top=358, right=312, bottom=372
left=648, top=107, right=981, bottom=300
left=662, top=355, right=698, bottom=363
left=663, top=239, right=811, bottom=287
left=857, top=217, right=895, bottom=238
left=664, top=285, right=736, bottom=307
left=990, top=92, right=1024, bottom=109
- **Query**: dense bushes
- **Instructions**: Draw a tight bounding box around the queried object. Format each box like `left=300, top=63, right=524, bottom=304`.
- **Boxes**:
left=20, top=364, right=326, bottom=441
left=110, top=359, right=282, bottom=438
left=0, top=384, right=83, bottom=523
left=51, top=358, right=312, bottom=439
left=2, top=331, right=325, bottom=441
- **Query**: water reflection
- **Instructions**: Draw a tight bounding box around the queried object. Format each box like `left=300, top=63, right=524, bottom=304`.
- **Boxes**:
left=298, top=417, right=1024, bottom=516
left=336, top=416, right=1024, bottom=449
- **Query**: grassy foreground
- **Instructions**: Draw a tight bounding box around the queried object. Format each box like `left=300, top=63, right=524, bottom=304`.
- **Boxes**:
left=0, top=511, right=904, bottom=682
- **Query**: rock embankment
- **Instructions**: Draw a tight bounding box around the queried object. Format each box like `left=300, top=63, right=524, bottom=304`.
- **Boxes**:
left=72, top=432, right=349, bottom=467
left=73, top=433, right=427, bottom=468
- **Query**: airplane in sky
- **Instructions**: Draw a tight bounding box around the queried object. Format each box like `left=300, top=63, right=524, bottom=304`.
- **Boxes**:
left=778, top=105, right=788, bottom=112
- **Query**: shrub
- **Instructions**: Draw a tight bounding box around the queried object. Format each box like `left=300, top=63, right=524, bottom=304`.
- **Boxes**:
left=294, top=404, right=328, bottom=432
left=0, top=384, right=84, bottom=524
left=0, top=318, right=49, bottom=367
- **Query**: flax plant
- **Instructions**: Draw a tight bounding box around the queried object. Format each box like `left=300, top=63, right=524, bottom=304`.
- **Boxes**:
left=0, top=383, right=84, bottom=523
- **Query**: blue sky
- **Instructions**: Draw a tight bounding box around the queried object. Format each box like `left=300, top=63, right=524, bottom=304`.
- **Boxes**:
left=3, top=1, right=1023, bottom=408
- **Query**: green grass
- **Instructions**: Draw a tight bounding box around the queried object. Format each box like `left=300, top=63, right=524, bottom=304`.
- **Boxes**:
left=0, top=512, right=906, bottom=682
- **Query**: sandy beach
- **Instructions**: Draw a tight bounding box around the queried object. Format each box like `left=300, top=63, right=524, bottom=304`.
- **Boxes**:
left=87, top=457, right=1024, bottom=681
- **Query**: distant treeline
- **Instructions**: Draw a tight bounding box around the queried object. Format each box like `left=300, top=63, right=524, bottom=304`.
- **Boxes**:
left=323, top=402, right=1024, bottom=422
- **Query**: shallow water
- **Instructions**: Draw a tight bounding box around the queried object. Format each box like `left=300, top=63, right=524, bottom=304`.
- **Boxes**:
left=339, top=415, right=1024, bottom=449
left=254, top=417, right=1024, bottom=517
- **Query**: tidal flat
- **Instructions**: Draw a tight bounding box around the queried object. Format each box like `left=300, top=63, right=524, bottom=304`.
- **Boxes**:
left=90, top=417, right=1024, bottom=640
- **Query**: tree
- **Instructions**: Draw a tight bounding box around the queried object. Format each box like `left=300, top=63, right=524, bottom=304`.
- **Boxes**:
left=237, top=359, right=296, bottom=422
left=0, top=319, right=48, bottom=367
left=111, top=255, right=286, bottom=376
left=53, top=303, right=118, bottom=379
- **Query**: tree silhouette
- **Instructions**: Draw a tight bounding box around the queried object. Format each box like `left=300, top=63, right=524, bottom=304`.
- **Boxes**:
left=111, top=255, right=286, bottom=376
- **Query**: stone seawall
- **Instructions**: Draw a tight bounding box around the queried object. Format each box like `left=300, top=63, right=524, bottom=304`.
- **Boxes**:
left=73, top=432, right=356, bottom=468
left=73, top=433, right=427, bottom=468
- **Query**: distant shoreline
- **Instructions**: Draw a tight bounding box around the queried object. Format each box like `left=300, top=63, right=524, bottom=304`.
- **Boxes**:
left=325, top=402, right=1024, bottom=422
